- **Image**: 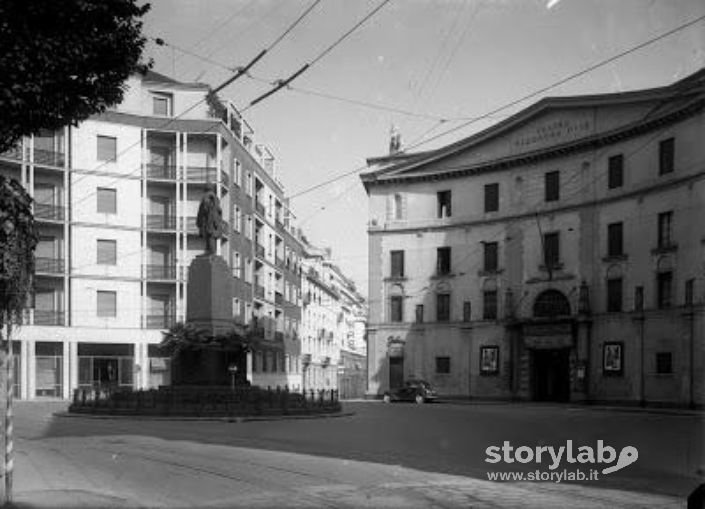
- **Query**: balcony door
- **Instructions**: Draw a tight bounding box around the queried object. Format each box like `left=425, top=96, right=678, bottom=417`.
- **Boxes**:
left=149, top=196, right=172, bottom=229
left=148, top=293, right=172, bottom=328
left=149, top=245, right=171, bottom=267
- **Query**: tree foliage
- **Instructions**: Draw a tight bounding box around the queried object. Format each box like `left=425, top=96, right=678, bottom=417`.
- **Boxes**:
left=0, top=177, right=37, bottom=331
left=0, top=0, right=152, bottom=153
left=160, top=322, right=251, bottom=356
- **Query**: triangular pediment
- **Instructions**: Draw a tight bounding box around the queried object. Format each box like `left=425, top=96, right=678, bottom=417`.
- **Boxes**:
left=362, top=68, right=705, bottom=184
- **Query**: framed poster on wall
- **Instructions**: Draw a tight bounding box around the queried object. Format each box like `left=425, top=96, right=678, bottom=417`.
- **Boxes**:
left=603, top=342, right=623, bottom=375
left=480, top=345, right=499, bottom=375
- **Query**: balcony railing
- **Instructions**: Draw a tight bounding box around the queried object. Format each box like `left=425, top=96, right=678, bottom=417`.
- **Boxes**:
left=275, top=292, right=283, bottom=305
left=255, top=285, right=265, bottom=299
left=33, top=148, right=65, bottom=167
left=186, top=166, right=218, bottom=183
left=145, top=264, right=177, bottom=280
left=0, top=145, right=23, bottom=161
left=275, top=255, right=284, bottom=267
left=34, top=203, right=65, bottom=221
left=255, top=244, right=265, bottom=258
left=220, top=170, right=229, bottom=187
left=185, top=217, right=197, bottom=233
left=144, top=314, right=175, bottom=329
left=145, top=214, right=177, bottom=230
left=33, top=310, right=64, bottom=326
left=146, top=163, right=177, bottom=180
left=35, top=256, right=65, bottom=274
left=255, top=200, right=265, bottom=216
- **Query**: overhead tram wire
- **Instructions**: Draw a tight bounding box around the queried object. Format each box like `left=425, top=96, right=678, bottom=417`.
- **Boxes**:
left=402, top=11, right=705, bottom=153
left=152, top=35, right=486, bottom=122
left=286, top=11, right=705, bottom=199
left=243, top=0, right=393, bottom=111
left=72, top=3, right=326, bottom=205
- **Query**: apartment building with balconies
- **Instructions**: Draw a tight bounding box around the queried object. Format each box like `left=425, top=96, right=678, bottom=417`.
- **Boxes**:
left=0, top=70, right=304, bottom=399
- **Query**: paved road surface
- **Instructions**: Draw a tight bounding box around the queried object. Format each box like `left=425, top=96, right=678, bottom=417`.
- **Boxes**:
left=11, top=400, right=704, bottom=508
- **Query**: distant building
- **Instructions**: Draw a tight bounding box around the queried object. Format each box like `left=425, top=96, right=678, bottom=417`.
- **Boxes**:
left=0, top=71, right=304, bottom=399
left=299, top=243, right=367, bottom=394
left=361, top=69, right=705, bottom=407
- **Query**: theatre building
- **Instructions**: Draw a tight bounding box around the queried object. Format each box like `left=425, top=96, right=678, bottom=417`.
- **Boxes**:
left=361, top=69, right=705, bottom=407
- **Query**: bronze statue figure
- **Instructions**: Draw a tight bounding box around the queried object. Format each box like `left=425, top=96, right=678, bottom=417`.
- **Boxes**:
left=196, top=184, right=223, bottom=254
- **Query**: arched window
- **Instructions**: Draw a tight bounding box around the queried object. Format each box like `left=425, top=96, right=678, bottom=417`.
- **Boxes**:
left=533, top=289, right=571, bottom=317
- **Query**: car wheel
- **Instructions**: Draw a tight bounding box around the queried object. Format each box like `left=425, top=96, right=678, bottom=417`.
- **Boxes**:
left=383, top=394, right=391, bottom=404
left=415, top=394, right=424, bottom=404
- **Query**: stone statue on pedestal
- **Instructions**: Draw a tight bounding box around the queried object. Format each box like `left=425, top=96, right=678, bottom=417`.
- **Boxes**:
left=196, top=184, right=223, bottom=254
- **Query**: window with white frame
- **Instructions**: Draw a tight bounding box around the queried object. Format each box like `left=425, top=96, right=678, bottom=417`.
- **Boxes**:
left=151, top=92, right=173, bottom=116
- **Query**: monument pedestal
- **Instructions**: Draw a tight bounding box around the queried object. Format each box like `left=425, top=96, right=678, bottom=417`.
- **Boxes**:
left=186, top=254, right=234, bottom=336
left=171, top=254, right=243, bottom=386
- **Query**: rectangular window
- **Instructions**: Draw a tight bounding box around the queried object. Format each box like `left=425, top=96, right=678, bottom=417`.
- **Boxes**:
left=232, top=298, right=241, bottom=318
left=96, top=239, right=117, bottom=265
left=463, top=301, right=471, bottom=322
left=390, top=250, right=405, bottom=278
left=657, top=271, right=672, bottom=309
left=608, top=154, right=624, bottom=189
left=483, top=242, right=498, bottom=272
left=655, top=352, right=673, bottom=374
left=545, top=171, right=560, bottom=202
left=234, top=160, right=242, bottom=187
left=393, top=193, right=405, bottom=220
left=657, top=211, right=673, bottom=248
left=415, top=304, right=424, bottom=323
left=607, top=277, right=622, bottom=312
left=233, top=252, right=242, bottom=278
left=484, top=183, right=499, bottom=212
left=436, top=293, right=450, bottom=322
left=435, top=356, right=450, bottom=374
left=96, top=291, right=116, bottom=317
left=152, top=92, right=172, bottom=116
left=659, top=138, right=675, bottom=175
left=483, top=290, right=498, bottom=320
left=390, top=296, right=403, bottom=322
left=607, top=222, right=623, bottom=257
left=685, top=278, right=694, bottom=306
left=543, top=232, right=560, bottom=268
left=634, top=286, right=644, bottom=312
left=97, top=135, right=117, bottom=162
left=437, top=190, right=451, bottom=218
left=437, top=247, right=451, bottom=275
left=97, top=188, right=117, bottom=214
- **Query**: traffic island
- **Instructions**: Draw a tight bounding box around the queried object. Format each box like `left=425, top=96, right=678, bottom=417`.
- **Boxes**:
left=68, top=386, right=342, bottom=418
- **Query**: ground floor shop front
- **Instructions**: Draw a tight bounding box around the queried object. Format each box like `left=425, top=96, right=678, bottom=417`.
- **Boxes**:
left=366, top=306, right=704, bottom=407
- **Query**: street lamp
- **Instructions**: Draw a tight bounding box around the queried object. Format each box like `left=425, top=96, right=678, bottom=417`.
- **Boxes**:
left=228, top=363, right=238, bottom=391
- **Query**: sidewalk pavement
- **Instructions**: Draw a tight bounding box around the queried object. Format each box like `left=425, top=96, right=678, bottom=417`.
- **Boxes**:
left=12, top=434, right=683, bottom=508
left=346, top=398, right=705, bottom=416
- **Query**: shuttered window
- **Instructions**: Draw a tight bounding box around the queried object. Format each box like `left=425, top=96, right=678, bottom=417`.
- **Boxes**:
left=97, top=188, right=117, bottom=214
left=390, top=250, right=404, bottom=278
left=607, top=222, right=623, bottom=257
left=97, top=291, right=117, bottom=317
left=484, top=183, right=499, bottom=212
left=97, top=135, right=117, bottom=162
left=96, top=239, right=117, bottom=265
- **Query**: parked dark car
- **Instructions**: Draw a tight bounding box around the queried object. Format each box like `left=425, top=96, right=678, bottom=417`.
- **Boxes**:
left=382, top=380, right=438, bottom=404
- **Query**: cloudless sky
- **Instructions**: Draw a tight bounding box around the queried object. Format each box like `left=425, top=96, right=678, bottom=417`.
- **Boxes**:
left=143, top=0, right=705, bottom=297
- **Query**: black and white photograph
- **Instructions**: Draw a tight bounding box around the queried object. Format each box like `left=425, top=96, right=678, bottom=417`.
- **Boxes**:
left=0, top=0, right=704, bottom=507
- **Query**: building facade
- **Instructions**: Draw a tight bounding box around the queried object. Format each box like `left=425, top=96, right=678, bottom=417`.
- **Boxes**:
left=361, top=69, right=705, bottom=407
left=0, top=71, right=304, bottom=399
left=298, top=244, right=367, bottom=394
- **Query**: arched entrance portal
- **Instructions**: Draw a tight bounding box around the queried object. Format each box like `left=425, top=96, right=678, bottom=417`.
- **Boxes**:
left=529, top=290, right=572, bottom=402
